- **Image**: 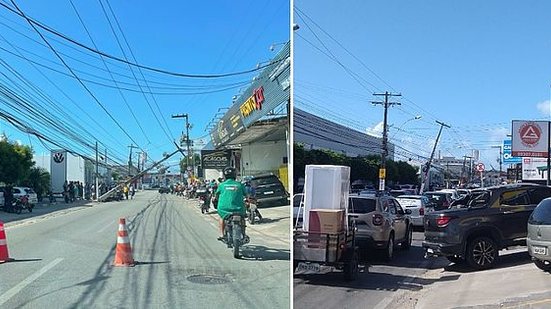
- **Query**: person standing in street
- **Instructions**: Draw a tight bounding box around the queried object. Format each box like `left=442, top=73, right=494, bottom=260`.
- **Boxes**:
left=130, top=184, right=136, bottom=199
left=123, top=185, right=129, bottom=200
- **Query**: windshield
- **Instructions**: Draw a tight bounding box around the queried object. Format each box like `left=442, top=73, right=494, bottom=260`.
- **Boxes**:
left=251, top=176, right=281, bottom=187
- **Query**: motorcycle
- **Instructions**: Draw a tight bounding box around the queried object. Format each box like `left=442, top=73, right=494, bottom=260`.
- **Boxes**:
left=12, top=196, right=32, bottom=214
left=246, top=197, right=261, bottom=225
left=223, top=213, right=249, bottom=258
left=199, top=194, right=210, bottom=214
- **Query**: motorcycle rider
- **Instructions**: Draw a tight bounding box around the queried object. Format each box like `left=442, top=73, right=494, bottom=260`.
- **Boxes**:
left=244, top=180, right=262, bottom=221
left=215, top=167, right=248, bottom=243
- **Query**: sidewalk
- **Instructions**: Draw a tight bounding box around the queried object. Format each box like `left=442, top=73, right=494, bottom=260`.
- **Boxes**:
left=0, top=198, right=94, bottom=227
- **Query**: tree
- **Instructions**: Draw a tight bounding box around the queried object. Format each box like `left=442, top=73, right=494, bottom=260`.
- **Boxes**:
left=179, top=154, right=201, bottom=173
left=0, top=139, right=34, bottom=185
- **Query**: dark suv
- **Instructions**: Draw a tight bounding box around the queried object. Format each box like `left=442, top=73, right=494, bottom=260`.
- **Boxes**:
left=423, top=183, right=551, bottom=269
left=250, top=174, right=288, bottom=207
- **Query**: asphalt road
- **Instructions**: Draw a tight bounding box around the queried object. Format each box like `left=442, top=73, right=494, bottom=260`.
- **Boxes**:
left=294, top=230, right=551, bottom=309
left=0, top=191, right=290, bottom=308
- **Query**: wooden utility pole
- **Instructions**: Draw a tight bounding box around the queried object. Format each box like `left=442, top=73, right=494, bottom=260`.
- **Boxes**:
left=372, top=91, right=401, bottom=191
left=419, top=120, right=450, bottom=194
left=172, top=114, right=193, bottom=176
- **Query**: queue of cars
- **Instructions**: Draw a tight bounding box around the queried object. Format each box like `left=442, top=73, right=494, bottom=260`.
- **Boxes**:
left=295, top=183, right=551, bottom=272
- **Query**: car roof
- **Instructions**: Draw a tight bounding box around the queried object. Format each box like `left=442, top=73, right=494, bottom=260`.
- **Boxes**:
left=396, top=195, right=422, bottom=198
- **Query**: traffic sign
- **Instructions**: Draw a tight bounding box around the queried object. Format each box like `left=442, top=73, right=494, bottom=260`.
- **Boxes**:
left=476, top=163, right=485, bottom=172
left=379, top=168, right=386, bottom=179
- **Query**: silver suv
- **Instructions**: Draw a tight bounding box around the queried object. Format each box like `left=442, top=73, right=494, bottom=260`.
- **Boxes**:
left=528, top=197, right=551, bottom=271
left=348, top=195, right=413, bottom=261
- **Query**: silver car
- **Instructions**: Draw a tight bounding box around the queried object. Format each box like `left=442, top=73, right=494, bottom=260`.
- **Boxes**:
left=528, top=197, right=551, bottom=271
left=348, top=195, right=413, bottom=261
left=396, top=195, right=432, bottom=228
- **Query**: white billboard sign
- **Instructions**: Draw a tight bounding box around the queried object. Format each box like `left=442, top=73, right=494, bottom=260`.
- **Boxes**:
left=50, top=150, right=67, bottom=194
left=511, top=120, right=549, bottom=158
left=522, top=157, right=548, bottom=181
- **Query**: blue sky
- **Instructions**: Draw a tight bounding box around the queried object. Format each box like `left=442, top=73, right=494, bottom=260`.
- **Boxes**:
left=294, top=0, right=551, bottom=170
left=0, top=0, right=289, bottom=170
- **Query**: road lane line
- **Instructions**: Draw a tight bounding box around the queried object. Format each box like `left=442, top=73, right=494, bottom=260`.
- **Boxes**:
left=0, top=258, right=63, bottom=306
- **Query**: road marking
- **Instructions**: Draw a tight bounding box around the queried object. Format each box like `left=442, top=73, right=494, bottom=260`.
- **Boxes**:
left=0, top=258, right=63, bottom=306
left=503, top=298, right=551, bottom=308
left=372, top=259, right=430, bottom=309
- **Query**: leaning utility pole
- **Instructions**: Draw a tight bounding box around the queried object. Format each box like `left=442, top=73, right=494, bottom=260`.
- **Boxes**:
left=128, top=144, right=139, bottom=176
left=419, top=120, right=451, bottom=194
left=172, top=114, right=193, bottom=176
left=372, top=91, right=401, bottom=191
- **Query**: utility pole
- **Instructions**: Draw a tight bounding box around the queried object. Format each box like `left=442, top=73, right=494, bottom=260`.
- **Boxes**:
left=128, top=144, right=139, bottom=176
left=491, top=145, right=503, bottom=174
left=461, top=155, right=473, bottom=187
left=372, top=91, right=401, bottom=191
left=95, top=141, right=99, bottom=201
left=172, top=113, right=192, bottom=177
left=419, top=120, right=450, bottom=194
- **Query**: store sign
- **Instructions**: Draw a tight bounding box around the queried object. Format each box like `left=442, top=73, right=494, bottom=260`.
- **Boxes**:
left=201, top=150, right=231, bottom=169
left=511, top=120, right=549, bottom=157
left=522, top=157, right=548, bottom=181
left=50, top=150, right=67, bottom=194
left=502, top=139, right=521, bottom=164
left=240, top=87, right=265, bottom=118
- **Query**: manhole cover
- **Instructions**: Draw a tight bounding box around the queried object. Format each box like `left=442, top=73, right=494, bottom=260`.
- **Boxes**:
left=187, top=274, right=230, bottom=285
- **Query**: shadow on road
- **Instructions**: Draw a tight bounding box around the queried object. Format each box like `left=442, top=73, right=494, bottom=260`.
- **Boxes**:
left=295, top=270, right=459, bottom=292
left=135, top=261, right=170, bottom=266
left=444, top=250, right=532, bottom=273
left=255, top=217, right=287, bottom=224
left=240, top=244, right=290, bottom=261
left=360, top=244, right=444, bottom=270
left=8, top=258, right=42, bottom=263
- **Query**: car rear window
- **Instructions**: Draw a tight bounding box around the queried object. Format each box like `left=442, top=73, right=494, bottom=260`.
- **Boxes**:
left=529, top=198, right=551, bottom=225
left=349, top=198, right=376, bottom=213
left=397, top=198, right=421, bottom=207
left=24, top=188, right=35, bottom=194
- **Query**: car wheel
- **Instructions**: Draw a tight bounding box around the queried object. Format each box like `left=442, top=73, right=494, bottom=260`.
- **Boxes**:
left=534, top=259, right=551, bottom=272
left=382, top=234, right=394, bottom=261
left=466, top=236, right=497, bottom=270
left=401, top=226, right=412, bottom=250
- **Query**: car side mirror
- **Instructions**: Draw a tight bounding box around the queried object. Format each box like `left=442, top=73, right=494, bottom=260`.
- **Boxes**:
left=405, top=209, right=412, bottom=215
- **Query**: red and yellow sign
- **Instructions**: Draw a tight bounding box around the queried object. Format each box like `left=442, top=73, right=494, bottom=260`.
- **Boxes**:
left=240, top=86, right=265, bottom=117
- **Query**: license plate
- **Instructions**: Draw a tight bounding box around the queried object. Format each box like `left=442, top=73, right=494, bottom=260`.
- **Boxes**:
left=533, top=246, right=547, bottom=255
left=297, top=262, right=320, bottom=272
left=199, top=200, right=204, bottom=204
left=264, top=191, right=274, bottom=195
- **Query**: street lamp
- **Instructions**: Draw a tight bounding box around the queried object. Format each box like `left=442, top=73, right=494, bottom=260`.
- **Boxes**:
left=390, top=115, right=422, bottom=140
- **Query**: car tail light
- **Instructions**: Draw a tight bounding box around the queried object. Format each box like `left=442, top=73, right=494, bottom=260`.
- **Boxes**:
left=419, top=207, right=424, bottom=216
left=436, top=216, right=452, bottom=227
left=372, top=214, right=384, bottom=226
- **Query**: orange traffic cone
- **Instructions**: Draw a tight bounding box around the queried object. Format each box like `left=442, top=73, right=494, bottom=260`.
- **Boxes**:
left=0, top=221, right=13, bottom=263
left=113, top=218, right=135, bottom=267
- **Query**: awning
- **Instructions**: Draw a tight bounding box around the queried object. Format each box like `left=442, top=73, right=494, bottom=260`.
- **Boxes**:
left=224, top=117, right=287, bottom=146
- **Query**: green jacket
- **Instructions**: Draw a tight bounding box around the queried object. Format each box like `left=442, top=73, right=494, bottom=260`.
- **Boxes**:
left=216, top=179, right=246, bottom=219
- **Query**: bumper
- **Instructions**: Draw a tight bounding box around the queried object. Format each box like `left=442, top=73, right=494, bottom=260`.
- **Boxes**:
left=527, top=238, right=551, bottom=261
left=411, top=217, right=423, bottom=227
left=422, top=240, right=463, bottom=257
left=256, top=196, right=288, bottom=206
left=355, top=235, right=386, bottom=249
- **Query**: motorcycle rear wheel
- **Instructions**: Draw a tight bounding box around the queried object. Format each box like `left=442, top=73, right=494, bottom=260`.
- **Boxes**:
left=233, top=224, right=241, bottom=258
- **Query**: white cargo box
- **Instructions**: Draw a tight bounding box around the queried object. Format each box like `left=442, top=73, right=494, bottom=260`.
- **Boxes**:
left=303, top=165, right=350, bottom=231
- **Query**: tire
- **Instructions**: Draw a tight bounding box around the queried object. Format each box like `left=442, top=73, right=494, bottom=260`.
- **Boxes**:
left=344, top=250, right=359, bottom=281
left=534, top=259, right=551, bottom=272
left=382, top=234, right=394, bottom=262
left=16, top=206, right=22, bottom=214
left=447, top=256, right=465, bottom=264
left=233, top=224, right=241, bottom=259
left=401, top=226, right=412, bottom=250
left=249, top=212, right=255, bottom=225
left=466, top=236, right=498, bottom=270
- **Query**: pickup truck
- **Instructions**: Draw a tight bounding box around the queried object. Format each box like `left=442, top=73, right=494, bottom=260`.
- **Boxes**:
left=423, top=183, right=551, bottom=270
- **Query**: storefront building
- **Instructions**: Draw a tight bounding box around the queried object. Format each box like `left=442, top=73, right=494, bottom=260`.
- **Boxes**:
left=206, top=42, right=290, bottom=189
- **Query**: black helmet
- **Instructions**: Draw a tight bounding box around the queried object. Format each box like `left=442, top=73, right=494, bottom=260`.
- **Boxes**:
left=223, top=167, right=236, bottom=180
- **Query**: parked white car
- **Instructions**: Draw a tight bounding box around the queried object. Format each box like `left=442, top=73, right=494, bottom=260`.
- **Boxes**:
left=13, top=187, right=38, bottom=205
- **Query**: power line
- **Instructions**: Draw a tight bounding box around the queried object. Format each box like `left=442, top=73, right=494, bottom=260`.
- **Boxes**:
left=0, top=1, right=285, bottom=79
